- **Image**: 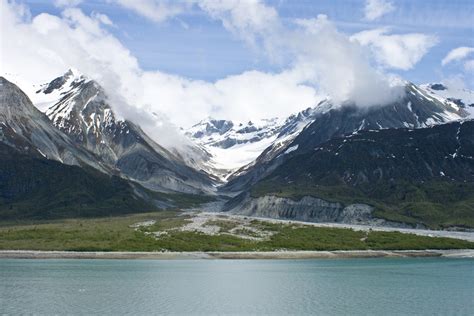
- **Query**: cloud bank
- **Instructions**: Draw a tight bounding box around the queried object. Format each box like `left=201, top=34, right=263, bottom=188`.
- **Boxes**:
left=291, top=16, right=404, bottom=107
left=2, top=0, right=441, bottom=150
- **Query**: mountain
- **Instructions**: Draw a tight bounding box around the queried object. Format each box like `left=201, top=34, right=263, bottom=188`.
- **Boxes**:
left=0, top=76, right=108, bottom=173
left=3, top=72, right=473, bottom=227
left=35, top=70, right=216, bottom=194
left=0, top=77, right=160, bottom=219
left=223, top=83, right=469, bottom=192
left=227, top=120, right=474, bottom=229
left=0, top=142, right=160, bottom=220
left=186, top=104, right=326, bottom=177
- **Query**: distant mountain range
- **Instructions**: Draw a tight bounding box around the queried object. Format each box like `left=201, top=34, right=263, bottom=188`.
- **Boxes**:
left=1, top=71, right=473, bottom=228
left=186, top=105, right=321, bottom=176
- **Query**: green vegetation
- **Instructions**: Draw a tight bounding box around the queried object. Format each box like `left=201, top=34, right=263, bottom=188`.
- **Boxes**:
left=366, top=231, right=474, bottom=250
left=0, top=211, right=179, bottom=251
left=251, top=180, right=474, bottom=230
left=1, top=212, right=473, bottom=252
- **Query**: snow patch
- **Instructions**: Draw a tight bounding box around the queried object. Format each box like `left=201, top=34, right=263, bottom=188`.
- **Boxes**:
left=284, top=144, right=299, bottom=154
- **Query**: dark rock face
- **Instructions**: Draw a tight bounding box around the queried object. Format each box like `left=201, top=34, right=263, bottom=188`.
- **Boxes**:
left=447, top=98, right=465, bottom=107
left=268, top=120, right=474, bottom=185
left=0, top=143, right=156, bottom=220
left=40, top=69, right=73, bottom=94
left=429, top=83, right=447, bottom=91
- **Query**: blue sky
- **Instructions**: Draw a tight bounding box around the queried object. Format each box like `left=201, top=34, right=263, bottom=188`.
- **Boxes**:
left=22, top=0, right=474, bottom=85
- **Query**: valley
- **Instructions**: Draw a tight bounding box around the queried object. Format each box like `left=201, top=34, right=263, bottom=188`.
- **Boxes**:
left=1, top=210, right=473, bottom=253
left=1, top=72, right=474, bottom=240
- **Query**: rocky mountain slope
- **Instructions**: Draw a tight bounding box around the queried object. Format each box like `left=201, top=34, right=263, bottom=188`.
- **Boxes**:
left=0, top=76, right=109, bottom=173
left=35, top=70, right=216, bottom=194
left=223, top=83, right=469, bottom=192
left=0, top=77, right=162, bottom=218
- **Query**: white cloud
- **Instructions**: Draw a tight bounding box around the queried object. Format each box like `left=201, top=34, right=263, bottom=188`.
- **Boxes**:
left=110, top=0, right=437, bottom=107
left=54, top=0, right=82, bottom=8
left=1, top=0, right=414, bottom=133
left=364, top=0, right=394, bottom=21
left=113, top=0, right=280, bottom=53
left=292, top=16, right=404, bottom=107
left=4, top=0, right=444, bottom=150
left=120, top=0, right=407, bottom=107
left=0, top=0, right=319, bottom=151
left=113, top=0, right=424, bottom=107
left=112, top=0, right=189, bottom=23
left=442, top=47, right=474, bottom=66
left=197, top=0, right=280, bottom=47
left=351, top=28, right=438, bottom=70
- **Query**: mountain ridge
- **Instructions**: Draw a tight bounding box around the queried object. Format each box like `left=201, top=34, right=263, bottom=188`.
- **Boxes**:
left=3, top=71, right=474, bottom=228
left=222, top=83, right=469, bottom=192
left=34, top=70, right=217, bottom=194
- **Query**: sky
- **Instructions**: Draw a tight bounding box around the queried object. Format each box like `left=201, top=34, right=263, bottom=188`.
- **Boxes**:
left=1, top=0, right=473, bottom=133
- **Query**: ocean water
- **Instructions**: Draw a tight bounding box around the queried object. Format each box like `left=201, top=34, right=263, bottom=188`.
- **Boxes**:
left=1, top=258, right=473, bottom=315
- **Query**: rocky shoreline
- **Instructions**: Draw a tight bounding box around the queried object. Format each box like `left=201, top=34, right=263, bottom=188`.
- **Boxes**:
left=1, top=249, right=473, bottom=260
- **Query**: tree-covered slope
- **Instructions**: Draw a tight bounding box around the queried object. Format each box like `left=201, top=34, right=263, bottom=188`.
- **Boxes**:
left=0, top=143, right=157, bottom=220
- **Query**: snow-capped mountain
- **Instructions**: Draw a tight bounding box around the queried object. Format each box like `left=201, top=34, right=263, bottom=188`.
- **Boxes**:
left=34, top=70, right=216, bottom=194
left=189, top=81, right=473, bottom=187
left=187, top=118, right=285, bottom=173
left=224, top=83, right=470, bottom=192
left=0, top=76, right=110, bottom=173
left=0, top=76, right=170, bottom=218
left=186, top=103, right=327, bottom=176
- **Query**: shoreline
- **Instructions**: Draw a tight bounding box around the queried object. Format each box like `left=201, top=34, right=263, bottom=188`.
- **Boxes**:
left=1, top=249, right=473, bottom=260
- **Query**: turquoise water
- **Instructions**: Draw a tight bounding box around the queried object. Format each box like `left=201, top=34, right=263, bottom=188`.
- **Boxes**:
left=1, top=258, right=473, bottom=315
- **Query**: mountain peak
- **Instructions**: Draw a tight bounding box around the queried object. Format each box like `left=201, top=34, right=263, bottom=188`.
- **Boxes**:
left=31, top=71, right=217, bottom=193
left=0, top=76, right=110, bottom=171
